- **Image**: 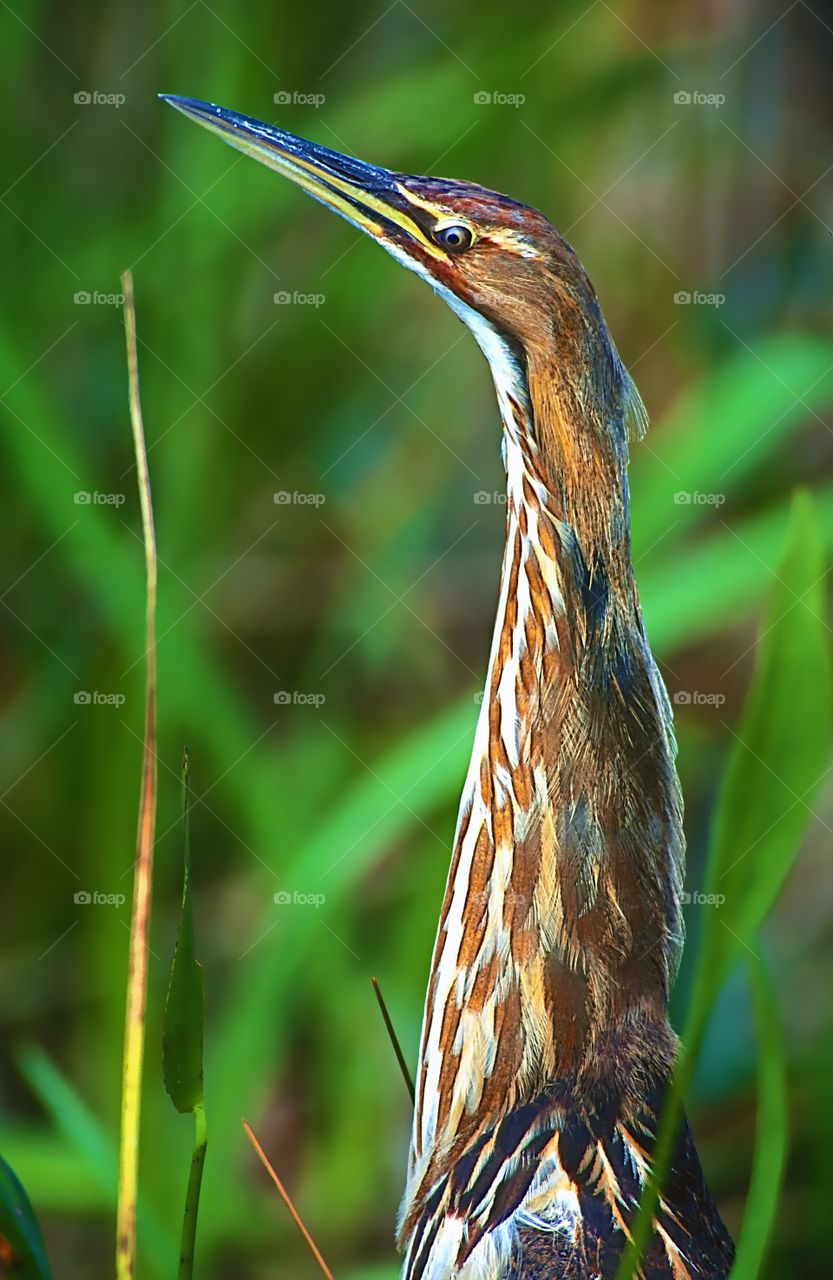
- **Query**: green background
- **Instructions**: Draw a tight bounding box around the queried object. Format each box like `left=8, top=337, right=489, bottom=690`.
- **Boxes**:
left=1, top=1, right=832, bottom=1277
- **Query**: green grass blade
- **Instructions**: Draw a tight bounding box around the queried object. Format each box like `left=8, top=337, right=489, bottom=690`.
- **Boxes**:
left=617, top=489, right=833, bottom=1279
left=692, top=489, right=833, bottom=1016
left=730, top=954, right=788, bottom=1280
left=178, top=1103, right=207, bottom=1280
left=163, top=750, right=205, bottom=1115
left=0, top=1153, right=52, bottom=1280
left=163, top=749, right=208, bottom=1280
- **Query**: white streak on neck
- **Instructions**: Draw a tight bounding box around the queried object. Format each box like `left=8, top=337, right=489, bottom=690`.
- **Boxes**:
left=396, top=261, right=545, bottom=1163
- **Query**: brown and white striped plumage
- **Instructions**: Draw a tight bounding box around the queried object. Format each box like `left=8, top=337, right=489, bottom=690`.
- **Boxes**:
left=379, top=185, right=732, bottom=1279
left=161, top=98, right=734, bottom=1280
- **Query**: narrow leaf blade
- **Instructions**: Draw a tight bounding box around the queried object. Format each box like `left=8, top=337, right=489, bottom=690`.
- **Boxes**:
left=163, top=749, right=205, bottom=1114
left=694, top=490, right=832, bottom=1007
left=729, top=954, right=789, bottom=1280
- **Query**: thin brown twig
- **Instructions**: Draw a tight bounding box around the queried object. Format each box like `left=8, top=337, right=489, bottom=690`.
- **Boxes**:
left=242, top=1120, right=335, bottom=1280
left=372, top=975, right=415, bottom=1104
left=116, top=269, right=159, bottom=1279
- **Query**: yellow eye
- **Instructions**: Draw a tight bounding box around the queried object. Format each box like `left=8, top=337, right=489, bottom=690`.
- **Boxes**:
left=434, top=223, right=474, bottom=253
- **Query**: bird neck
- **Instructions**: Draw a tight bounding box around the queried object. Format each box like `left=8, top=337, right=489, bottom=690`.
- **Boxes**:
left=411, top=332, right=684, bottom=1167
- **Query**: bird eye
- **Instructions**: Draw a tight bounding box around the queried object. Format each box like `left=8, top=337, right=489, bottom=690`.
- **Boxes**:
left=435, top=223, right=474, bottom=253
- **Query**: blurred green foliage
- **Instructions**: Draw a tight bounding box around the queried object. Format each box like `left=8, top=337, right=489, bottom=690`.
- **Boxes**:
left=0, top=2, right=831, bottom=1278
left=619, top=491, right=832, bottom=1280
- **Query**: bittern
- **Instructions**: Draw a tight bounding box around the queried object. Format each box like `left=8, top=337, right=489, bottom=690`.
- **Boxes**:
left=162, top=96, right=735, bottom=1279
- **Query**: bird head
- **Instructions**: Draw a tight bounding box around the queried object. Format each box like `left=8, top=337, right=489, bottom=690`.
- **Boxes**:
left=160, top=97, right=613, bottom=383
left=161, top=97, right=642, bottom=572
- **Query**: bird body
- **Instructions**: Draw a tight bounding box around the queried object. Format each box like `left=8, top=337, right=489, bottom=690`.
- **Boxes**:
left=163, top=96, right=734, bottom=1279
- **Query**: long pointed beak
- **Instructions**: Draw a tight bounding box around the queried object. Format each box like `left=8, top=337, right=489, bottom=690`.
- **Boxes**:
left=160, top=95, right=440, bottom=257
